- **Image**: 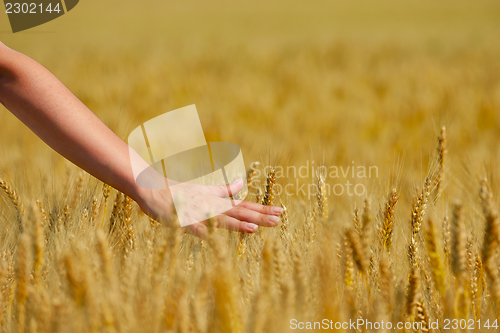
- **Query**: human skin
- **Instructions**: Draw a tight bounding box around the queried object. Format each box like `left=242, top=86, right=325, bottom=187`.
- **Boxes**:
left=0, top=41, right=282, bottom=239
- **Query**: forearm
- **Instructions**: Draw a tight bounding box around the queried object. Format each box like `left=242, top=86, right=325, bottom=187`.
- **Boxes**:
left=0, top=43, right=146, bottom=204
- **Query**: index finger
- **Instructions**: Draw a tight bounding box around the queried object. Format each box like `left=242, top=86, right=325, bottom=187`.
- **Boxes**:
left=236, top=201, right=283, bottom=215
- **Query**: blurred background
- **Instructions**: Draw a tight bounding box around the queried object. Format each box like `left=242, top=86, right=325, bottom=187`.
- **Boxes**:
left=1, top=0, right=500, bottom=208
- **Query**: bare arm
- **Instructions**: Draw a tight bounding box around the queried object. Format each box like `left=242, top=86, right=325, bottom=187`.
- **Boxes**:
left=0, top=42, right=144, bottom=204
left=0, top=42, right=282, bottom=238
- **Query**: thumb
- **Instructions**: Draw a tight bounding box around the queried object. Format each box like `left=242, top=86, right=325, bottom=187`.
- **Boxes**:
left=208, top=178, right=244, bottom=198
left=227, top=178, right=244, bottom=196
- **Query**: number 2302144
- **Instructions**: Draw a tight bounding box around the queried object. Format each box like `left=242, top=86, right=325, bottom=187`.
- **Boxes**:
left=5, top=2, right=61, bottom=14
left=442, top=319, right=498, bottom=330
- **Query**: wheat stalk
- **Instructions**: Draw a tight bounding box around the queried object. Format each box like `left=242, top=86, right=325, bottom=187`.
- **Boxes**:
left=246, top=162, right=261, bottom=202
left=96, top=229, right=113, bottom=283
left=415, top=299, right=430, bottom=333
left=361, top=198, right=372, bottom=251
left=479, top=179, right=499, bottom=267
left=346, top=228, right=367, bottom=275
left=16, top=233, right=30, bottom=333
left=237, top=233, right=248, bottom=259
left=343, top=235, right=355, bottom=289
left=381, top=188, right=399, bottom=253
left=442, top=214, right=451, bottom=260
left=379, top=251, right=393, bottom=312
left=70, top=170, right=85, bottom=209
left=101, top=184, right=111, bottom=227
left=353, top=208, right=361, bottom=237
left=31, top=202, right=45, bottom=292
left=316, top=176, right=328, bottom=221
left=406, top=243, right=420, bottom=320
left=109, top=191, right=124, bottom=235
left=0, top=176, right=25, bottom=231
left=279, top=203, right=290, bottom=252
left=435, top=126, right=446, bottom=199
left=450, top=202, right=466, bottom=279
left=425, top=217, right=446, bottom=296
left=262, top=168, right=276, bottom=206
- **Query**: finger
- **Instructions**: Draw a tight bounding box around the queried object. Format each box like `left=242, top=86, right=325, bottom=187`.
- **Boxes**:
left=183, top=223, right=208, bottom=240
left=237, top=200, right=283, bottom=215
left=217, top=214, right=259, bottom=233
left=207, top=178, right=244, bottom=198
left=225, top=206, right=280, bottom=227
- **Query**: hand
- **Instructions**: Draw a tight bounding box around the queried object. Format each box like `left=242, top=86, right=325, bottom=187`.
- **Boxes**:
left=136, top=179, right=283, bottom=239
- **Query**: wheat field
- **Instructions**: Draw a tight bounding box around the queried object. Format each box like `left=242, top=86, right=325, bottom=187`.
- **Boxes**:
left=1, top=0, right=500, bottom=332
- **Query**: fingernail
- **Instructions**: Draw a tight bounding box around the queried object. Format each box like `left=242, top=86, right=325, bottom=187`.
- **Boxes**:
left=231, top=178, right=243, bottom=184
left=271, top=207, right=283, bottom=215
left=247, top=223, right=258, bottom=232
left=268, top=215, right=280, bottom=224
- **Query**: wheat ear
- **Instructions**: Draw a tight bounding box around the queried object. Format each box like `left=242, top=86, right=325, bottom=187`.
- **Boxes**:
left=381, top=188, right=399, bottom=253
left=0, top=176, right=25, bottom=230
left=316, top=176, right=328, bottom=221
left=425, top=217, right=446, bottom=296
left=262, top=167, right=276, bottom=206
left=435, top=126, right=446, bottom=199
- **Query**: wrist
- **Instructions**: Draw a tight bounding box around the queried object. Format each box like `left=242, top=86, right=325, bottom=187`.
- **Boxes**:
left=129, top=185, right=149, bottom=209
left=132, top=183, right=175, bottom=225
